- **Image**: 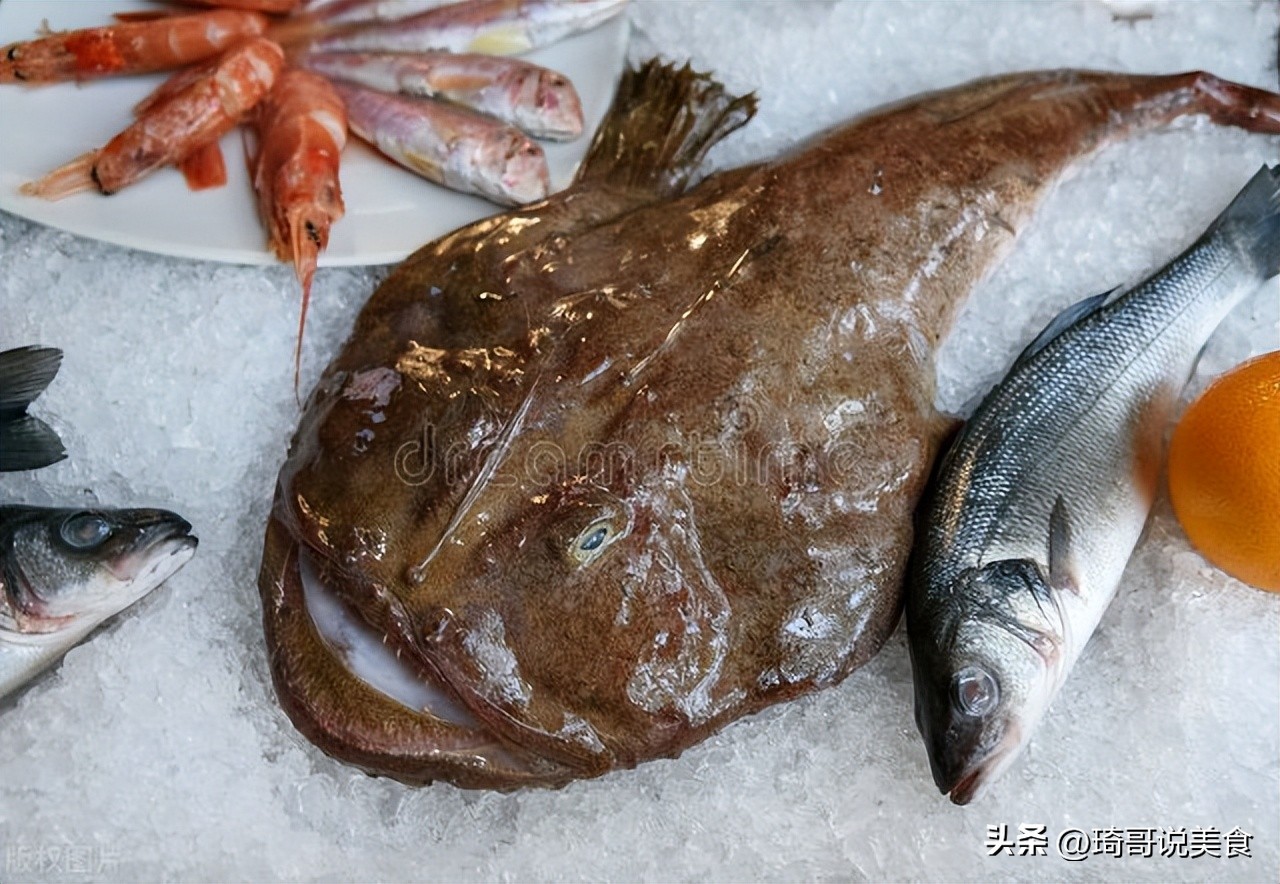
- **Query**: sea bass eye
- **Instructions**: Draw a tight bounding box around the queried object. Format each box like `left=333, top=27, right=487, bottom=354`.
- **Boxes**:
left=570, top=519, right=618, bottom=565
left=59, top=512, right=113, bottom=550
left=952, top=665, right=999, bottom=717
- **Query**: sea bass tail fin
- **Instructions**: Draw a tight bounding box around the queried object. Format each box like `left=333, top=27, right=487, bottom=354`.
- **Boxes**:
left=0, top=416, right=67, bottom=473
left=1214, top=165, right=1280, bottom=279
left=0, top=346, right=62, bottom=412
left=0, top=346, right=66, bottom=472
left=574, top=59, right=757, bottom=198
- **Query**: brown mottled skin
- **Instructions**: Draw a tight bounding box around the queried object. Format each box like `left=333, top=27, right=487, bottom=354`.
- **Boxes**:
left=259, top=63, right=1280, bottom=788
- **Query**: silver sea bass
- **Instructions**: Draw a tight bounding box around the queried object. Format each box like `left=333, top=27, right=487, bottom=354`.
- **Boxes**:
left=906, top=166, right=1280, bottom=805
left=0, top=506, right=197, bottom=702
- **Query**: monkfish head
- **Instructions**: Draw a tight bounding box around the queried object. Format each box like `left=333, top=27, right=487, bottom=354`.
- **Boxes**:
left=262, top=339, right=741, bottom=787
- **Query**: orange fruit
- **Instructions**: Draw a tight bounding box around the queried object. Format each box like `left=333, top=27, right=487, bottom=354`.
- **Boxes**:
left=1167, top=350, right=1280, bottom=592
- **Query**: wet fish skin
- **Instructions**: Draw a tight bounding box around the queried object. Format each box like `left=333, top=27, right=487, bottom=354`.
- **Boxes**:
left=907, top=166, right=1280, bottom=806
left=301, top=50, right=585, bottom=140
left=295, top=0, right=464, bottom=27
left=0, top=506, right=198, bottom=702
left=333, top=80, right=549, bottom=205
left=0, top=347, right=66, bottom=473
left=307, top=0, right=629, bottom=56
left=260, top=64, right=1280, bottom=789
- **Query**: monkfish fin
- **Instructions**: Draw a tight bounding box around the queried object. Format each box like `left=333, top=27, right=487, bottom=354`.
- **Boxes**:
left=575, top=59, right=758, bottom=198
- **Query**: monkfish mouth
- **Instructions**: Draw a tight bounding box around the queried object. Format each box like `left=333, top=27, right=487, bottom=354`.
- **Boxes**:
left=258, top=510, right=577, bottom=789
left=295, top=547, right=482, bottom=731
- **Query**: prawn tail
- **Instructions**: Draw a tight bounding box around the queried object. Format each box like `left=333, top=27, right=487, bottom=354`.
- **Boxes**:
left=20, top=150, right=101, bottom=200
left=179, top=140, right=229, bottom=191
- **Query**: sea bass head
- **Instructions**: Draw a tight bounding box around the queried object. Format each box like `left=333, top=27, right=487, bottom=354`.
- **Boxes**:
left=0, top=505, right=197, bottom=700
left=907, top=558, right=1065, bottom=805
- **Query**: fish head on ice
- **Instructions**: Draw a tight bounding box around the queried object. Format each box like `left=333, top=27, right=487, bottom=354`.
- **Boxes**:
left=268, top=315, right=754, bottom=783
left=0, top=505, right=197, bottom=639
left=262, top=59, right=1280, bottom=788
left=908, top=558, right=1065, bottom=805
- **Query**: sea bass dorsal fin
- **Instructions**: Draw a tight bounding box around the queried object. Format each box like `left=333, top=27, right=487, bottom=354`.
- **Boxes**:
left=1011, top=287, right=1120, bottom=370
left=1047, top=496, right=1081, bottom=595
left=574, top=60, right=758, bottom=199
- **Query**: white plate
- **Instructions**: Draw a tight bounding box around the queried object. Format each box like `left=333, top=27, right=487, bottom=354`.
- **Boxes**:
left=0, top=0, right=628, bottom=265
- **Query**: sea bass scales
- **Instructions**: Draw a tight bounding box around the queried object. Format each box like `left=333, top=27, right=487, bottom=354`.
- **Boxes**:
left=1, top=506, right=197, bottom=703
left=907, top=166, right=1280, bottom=805
left=260, top=62, right=1280, bottom=789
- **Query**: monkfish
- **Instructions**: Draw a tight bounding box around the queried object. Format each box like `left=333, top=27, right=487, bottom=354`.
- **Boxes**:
left=259, top=61, right=1280, bottom=789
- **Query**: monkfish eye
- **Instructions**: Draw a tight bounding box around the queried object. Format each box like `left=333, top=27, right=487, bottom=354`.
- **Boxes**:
left=59, top=512, right=113, bottom=550
left=570, top=519, right=619, bottom=565
left=951, top=665, right=999, bottom=717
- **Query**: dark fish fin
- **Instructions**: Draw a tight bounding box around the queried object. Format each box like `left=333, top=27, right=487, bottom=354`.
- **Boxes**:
left=0, top=346, right=62, bottom=412
left=574, top=59, right=758, bottom=198
left=1211, top=165, right=1280, bottom=278
left=0, top=415, right=67, bottom=472
left=1011, top=288, right=1120, bottom=370
left=0, top=346, right=66, bottom=472
left=1047, top=496, right=1081, bottom=595
left=953, top=287, right=1122, bottom=417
